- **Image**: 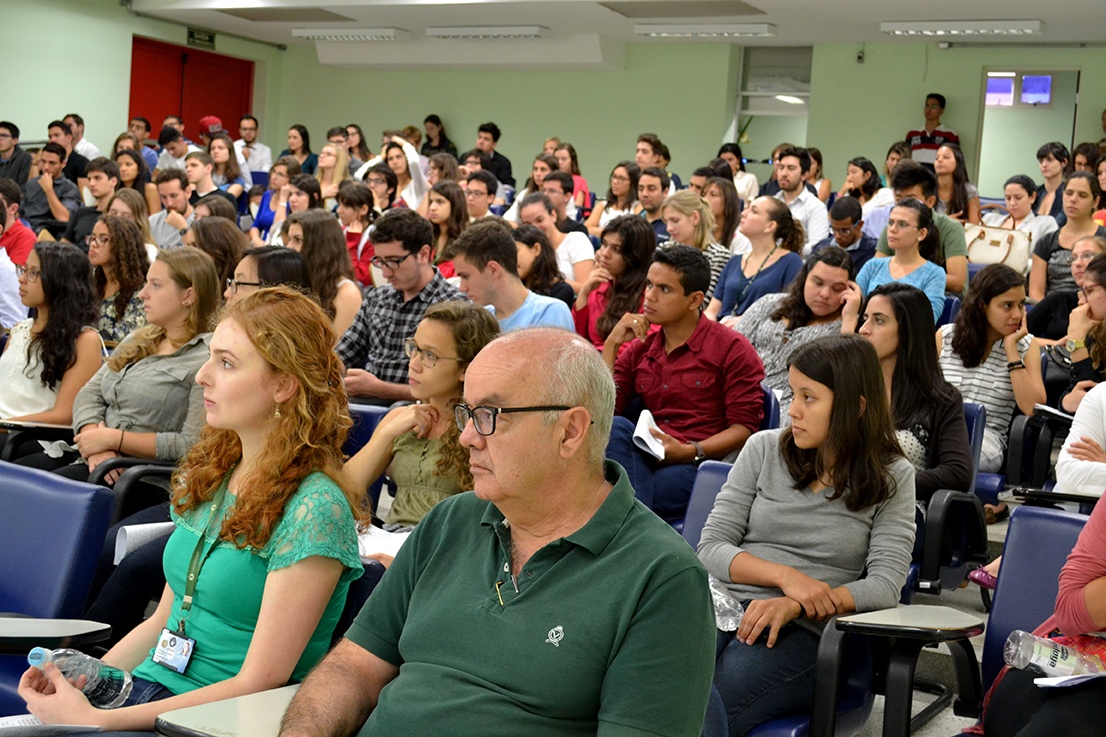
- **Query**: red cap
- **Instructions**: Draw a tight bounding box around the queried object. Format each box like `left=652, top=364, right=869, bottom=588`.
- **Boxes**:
left=198, top=115, right=223, bottom=135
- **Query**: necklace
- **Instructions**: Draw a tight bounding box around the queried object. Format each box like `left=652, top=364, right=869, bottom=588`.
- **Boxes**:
left=731, top=244, right=780, bottom=316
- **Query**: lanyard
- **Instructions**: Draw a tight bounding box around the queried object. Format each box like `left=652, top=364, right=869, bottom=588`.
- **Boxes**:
left=178, top=479, right=230, bottom=633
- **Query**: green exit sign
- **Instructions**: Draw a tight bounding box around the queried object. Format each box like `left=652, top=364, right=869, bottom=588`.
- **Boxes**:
left=187, top=28, right=216, bottom=50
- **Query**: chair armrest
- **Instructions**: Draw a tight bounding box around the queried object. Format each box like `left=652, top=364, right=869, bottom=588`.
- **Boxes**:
left=0, top=617, right=111, bottom=654
left=89, top=458, right=176, bottom=524
left=919, top=490, right=988, bottom=589
left=88, top=457, right=175, bottom=486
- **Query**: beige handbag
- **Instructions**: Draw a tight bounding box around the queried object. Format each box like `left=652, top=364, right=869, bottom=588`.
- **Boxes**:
left=964, top=205, right=1033, bottom=275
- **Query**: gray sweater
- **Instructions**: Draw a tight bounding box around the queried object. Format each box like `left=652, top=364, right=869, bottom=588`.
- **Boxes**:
left=697, top=429, right=916, bottom=614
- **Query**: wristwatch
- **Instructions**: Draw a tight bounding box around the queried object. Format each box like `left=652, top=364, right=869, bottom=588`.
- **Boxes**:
left=178, top=227, right=189, bottom=236
left=1066, top=339, right=1086, bottom=352
left=690, top=441, right=706, bottom=464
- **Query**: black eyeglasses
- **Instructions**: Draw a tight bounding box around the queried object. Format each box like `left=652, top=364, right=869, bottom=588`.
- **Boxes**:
left=369, top=253, right=414, bottom=271
left=226, top=277, right=263, bottom=294
left=453, top=404, right=571, bottom=437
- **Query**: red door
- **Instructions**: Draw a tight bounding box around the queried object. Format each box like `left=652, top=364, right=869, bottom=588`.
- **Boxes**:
left=129, top=37, right=254, bottom=140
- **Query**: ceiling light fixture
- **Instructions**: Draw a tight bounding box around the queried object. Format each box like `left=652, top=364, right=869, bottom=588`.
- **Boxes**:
left=987, top=71, right=1017, bottom=77
left=880, top=20, right=1043, bottom=37
left=425, top=26, right=544, bottom=39
left=292, top=28, right=409, bottom=42
left=774, top=95, right=806, bottom=105
left=634, top=24, right=776, bottom=38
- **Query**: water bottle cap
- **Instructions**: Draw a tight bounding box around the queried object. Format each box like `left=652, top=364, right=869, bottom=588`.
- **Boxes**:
left=27, top=647, right=50, bottom=668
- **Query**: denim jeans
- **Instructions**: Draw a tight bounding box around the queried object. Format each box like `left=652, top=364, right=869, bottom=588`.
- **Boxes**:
left=713, top=621, right=821, bottom=737
left=605, top=416, right=699, bottom=516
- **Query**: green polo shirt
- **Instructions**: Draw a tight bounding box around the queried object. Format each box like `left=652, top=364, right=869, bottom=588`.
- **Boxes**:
left=346, top=461, right=715, bottom=737
left=876, top=211, right=970, bottom=295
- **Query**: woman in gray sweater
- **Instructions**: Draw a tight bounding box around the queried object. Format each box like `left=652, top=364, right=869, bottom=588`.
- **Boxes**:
left=698, top=333, right=916, bottom=737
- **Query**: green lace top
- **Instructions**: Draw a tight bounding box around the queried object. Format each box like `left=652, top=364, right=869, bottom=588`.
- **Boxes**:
left=133, top=471, right=363, bottom=695
left=386, top=433, right=465, bottom=527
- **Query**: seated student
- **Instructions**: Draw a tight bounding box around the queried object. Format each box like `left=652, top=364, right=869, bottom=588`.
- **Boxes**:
left=736, top=247, right=856, bottom=418
left=336, top=209, right=465, bottom=405
left=703, top=176, right=750, bottom=255
left=502, top=153, right=560, bottom=223
left=835, top=157, right=894, bottom=218
left=868, top=160, right=969, bottom=295
left=553, top=142, right=589, bottom=213
left=0, top=243, right=102, bottom=434
left=585, top=160, right=642, bottom=237
left=772, top=146, right=829, bottom=254
left=89, top=216, right=150, bottom=343
left=464, top=169, right=498, bottom=222
left=314, top=142, right=351, bottom=208
left=1030, top=171, right=1106, bottom=302
left=1029, top=235, right=1106, bottom=344
left=982, top=175, right=1059, bottom=270
left=513, top=223, right=575, bottom=308
left=0, top=225, right=20, bottom=330
left=450, top=220, right=573, bottom=331
left=155, top=126, right=201, bottom=174
left=347, top=301, right=500, bottom=532
left=113, top=147, right=161, bottom=216
left=542, top=170, right=589, bottom=235
left=48, top=119, right=89, bottom=193
left=718, top=142, right=759, bottom=205
left=699, top=334, right=915, bottom=737
left=573, top=214, right=656, bottom=350
left=19, top=287, right=364, bottom=732
left=356, top=136, right=428, bottom=210
left=658, top=189, right=734, bottom=302
left=604, top=245, right=765, bottom=517
left=933, top=144, right=981, bottom=224
left=60, top=157, right=120, bottom=250
left=283, top=210, right=363, bottom=340
left=458, top=149, right=507, bottom=204
left=1035, top=141, right=1070, bottom=226
left=517, top=192, right=594, bottom=293
left=184, top=151, right=238, bottom=210
left=705, top=197, right=804, bottom=322
left=687, top=166, right=714, bottom=196
left=107, top=189, right=160, bottom=262
left=279, top=124, right=318, bottom=176
left=148, top=168, right=196, bottom=249
left=810, top=196, right=877, bottom=270
left=856, top=199, right=946, bottom=322
left=249, top=157, right=301, bottom=247
left=208, top=132, right=249, bottom=200
left=16, top=248, right=218, bottom=486
left=0, top=177, right=37, bottom=266
left=21, top=142, right=81, bottom=235
left=852, top=283, right=973, bottom=504
left=638, top=166, right=672, bottom=244
left=336, top=181, right=376, bottom=287
left=268, top=175, right=322, bottom=247
left=182, top=216, right=248, bottom=289
left=937, top=264, right=1045, bottom=491
left=425, top=180, right=467, bottom=278
left=1058, top=252, right=1106, bottom=413
left=192, top=193, right=238, bottom=223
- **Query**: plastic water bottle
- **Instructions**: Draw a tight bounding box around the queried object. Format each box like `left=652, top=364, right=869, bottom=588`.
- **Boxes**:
left=708, top=576, right=745, bottom=631
left=1003, top=630, right=1106, bottom=677
left=27, top=647, right=133, bottom=708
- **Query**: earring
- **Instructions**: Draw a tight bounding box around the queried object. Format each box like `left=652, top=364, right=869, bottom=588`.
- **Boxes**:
left=274, top=405, right=282, bottom=419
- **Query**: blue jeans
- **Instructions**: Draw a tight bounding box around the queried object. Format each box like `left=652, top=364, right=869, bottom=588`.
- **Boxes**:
left=65, top=676, right=175, bottom=737
left=605, top=416, right=699, bottom=516
left=714, top=621, right=821, bottom=737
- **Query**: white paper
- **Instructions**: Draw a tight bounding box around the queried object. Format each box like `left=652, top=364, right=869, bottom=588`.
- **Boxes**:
left=358, top=526, right=412, bottom=560
left=0, top=714, right=101, bottom=735
left=1034, top=672, right=1106, bottom=688
left=114, top=522, right=176, bottom=565
left=632, top=410, right=665, bottom=461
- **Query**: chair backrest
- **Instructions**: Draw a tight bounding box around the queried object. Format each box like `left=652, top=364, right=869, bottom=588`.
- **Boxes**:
left=345, top=404, right=393, bottom=508
left=681, top=461, right=733, bottom=550
left=982, top=506, right=1088, bottom=689
left=251, top=171, right=269, bottom=190
left=0, top=461, right=113, bottom=618
left=332, top=560, right=387, bottom=646
left=937, top=296, right=961, bottom=329
left=761, top=385, right=781, bottom=431
left=962, top=402, right=986, bottom=495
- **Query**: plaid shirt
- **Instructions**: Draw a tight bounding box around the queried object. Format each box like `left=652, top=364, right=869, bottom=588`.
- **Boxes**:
left=336, top=270, right=466, bottom=383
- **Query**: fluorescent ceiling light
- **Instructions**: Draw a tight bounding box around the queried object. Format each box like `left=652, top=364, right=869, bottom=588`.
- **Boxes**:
left=881, top=20, right=1043, bottom=37
left=426, top=26, right=544, bottom=39
left=987, top=71, right=1017, bottom=77
left=634, top=24, right=776, bottom=38
left=292, top=28, right=409, bottom=41
left=775, top=95, right=805, bottom=105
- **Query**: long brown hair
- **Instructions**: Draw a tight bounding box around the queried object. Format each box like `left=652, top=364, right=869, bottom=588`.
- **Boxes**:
left=108, top=248, right=220, bottom=371
left=430, top=180, right=468, bottom=262
left=780, top=334, right=903, bottom=512
left=171, top=287, right=366, bottom=548
left=96, top=215, right=150, bottom=320
left=287, top=210, right=354, bottom=319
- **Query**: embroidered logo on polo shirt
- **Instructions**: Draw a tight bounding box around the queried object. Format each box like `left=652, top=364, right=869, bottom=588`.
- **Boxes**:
left=545, top=625, right=564, bottom=647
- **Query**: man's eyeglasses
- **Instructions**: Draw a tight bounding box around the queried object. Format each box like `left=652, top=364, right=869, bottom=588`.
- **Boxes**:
left=15, top=265, right=41, bottom=283
left=453, top=404, right=571, bottom=437
left=405, top=338, right=460, bottom=369
left=369, top=253, right=414, bottom=271
left=226, top=277, right=263, bottom=294
left=365, top=177, right=388, bottom=186
left=831, top=223, right=860, bottom=236
left=465, top=189, right=491, bottom=198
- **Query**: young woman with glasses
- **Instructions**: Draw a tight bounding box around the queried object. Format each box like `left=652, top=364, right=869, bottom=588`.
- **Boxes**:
left=88, top=215, right=151, bottom=343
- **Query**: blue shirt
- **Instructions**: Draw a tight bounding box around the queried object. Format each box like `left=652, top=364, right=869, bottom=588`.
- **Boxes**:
left=856, top=257, right=946, bottom=322
left=713, top=252, right=803, bottom=317
left=491, top=291, right=574, bottom=331
left=644, top=214, right=669, bottom=245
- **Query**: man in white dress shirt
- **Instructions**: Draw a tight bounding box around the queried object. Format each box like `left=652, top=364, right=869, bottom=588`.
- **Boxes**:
left=772, top=146, right=829, bottom=256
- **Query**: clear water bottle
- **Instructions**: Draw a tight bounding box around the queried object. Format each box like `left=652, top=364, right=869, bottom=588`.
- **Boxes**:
left=27, top=647, right=133, bottom=708
left=1003, top=630, right=1106, bottom=677
left=709, top=576, right=745, bottom=631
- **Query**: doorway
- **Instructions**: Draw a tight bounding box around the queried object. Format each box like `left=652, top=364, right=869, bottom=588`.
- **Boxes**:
left=129, top=37, right=255, bottom=142
left=976, top=70, right=1080, bottom=198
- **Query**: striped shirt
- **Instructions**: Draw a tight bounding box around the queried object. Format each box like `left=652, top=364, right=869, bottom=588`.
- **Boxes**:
left=937, top=324, right=1030, bottom=450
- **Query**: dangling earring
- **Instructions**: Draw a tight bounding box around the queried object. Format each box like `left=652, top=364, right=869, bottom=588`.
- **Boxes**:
left=274, top=405, right=282, bottom=419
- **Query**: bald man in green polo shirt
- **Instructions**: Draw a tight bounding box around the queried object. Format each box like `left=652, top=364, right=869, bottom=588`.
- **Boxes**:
left=278, top=328, right=716, bottom=737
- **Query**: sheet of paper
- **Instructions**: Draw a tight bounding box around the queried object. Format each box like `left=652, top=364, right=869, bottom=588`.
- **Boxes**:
left=632, top=409, right=665, bottom=461
left=0, top=714, right=101, bottom=735
left=114, top=522, right=176, bottom=565
left=358, top=526, right=412, bottom=560
left=1034, top=672, right=1106, bottom=688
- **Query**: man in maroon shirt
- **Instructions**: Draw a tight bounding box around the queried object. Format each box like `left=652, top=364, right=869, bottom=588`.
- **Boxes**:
left=603, top=245, right=764, bottom=518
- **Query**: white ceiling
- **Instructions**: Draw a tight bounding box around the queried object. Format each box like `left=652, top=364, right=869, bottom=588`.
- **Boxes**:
left=130, top=0, right=1106, bottom=68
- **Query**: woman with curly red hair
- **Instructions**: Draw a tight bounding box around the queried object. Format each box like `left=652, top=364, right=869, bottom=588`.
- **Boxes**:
left=19, top=286, right=366, bottom=731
